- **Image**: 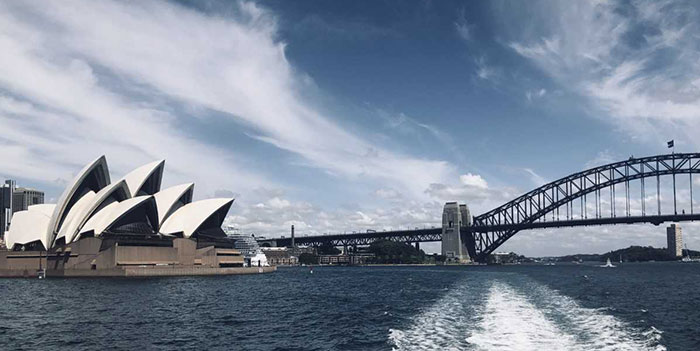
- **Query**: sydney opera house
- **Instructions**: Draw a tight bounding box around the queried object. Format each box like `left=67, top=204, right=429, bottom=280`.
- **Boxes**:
left=0, top=156, right=274, bottom=277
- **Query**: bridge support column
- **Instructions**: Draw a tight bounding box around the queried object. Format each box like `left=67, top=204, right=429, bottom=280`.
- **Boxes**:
left=415, top=242, right=420, bottom=251
left=441, top=202, right=473, bottom=263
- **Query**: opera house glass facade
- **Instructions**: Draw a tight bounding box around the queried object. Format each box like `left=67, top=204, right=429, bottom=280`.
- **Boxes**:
left=0, top=156, right=259, bottom=277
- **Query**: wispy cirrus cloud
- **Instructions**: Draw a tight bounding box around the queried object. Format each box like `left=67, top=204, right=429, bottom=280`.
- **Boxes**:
left=454, top=8, right=474, bottom=41
left=0, top=0, right=457, bottom=200
left=502, top=0, right=700, bottom=148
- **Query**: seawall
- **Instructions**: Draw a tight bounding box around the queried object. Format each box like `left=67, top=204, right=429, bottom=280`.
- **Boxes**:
left=0, top=266, right=277, bottom=278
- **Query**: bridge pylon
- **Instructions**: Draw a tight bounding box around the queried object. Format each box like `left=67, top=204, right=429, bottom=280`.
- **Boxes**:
left=441, top=202, right=473, bottom=263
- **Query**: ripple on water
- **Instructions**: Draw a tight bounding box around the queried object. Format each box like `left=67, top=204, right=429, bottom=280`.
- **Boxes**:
left=0, top=265, right=696, bottom=350
left=390, top=274, right=667, bottom=351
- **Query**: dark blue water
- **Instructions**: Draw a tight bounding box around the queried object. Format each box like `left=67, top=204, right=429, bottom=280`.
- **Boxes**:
left=0, top=263, right=698, bottom=350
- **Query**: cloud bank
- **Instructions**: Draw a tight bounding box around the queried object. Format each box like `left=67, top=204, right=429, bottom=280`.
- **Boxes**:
left=503, top=0, right=700, bottom=147
left=0, top=0, right=456, bottom=199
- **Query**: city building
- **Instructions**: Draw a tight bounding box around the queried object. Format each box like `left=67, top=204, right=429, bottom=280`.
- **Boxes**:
left=0, top=180, right=15, bottom=236
left=0, top=156, right=277, bottom=277
left=1, top=181, right=45, bottom=238
left=12, top=187, right=44, bottom=212
left=667, top=223, right=683, bottom=258
left=318, top=254, right=349, bottom=265
left=441, top=202, right=472, bottom=263
left=318, top=253, right=372, bottom=265
left=261, top=247, right=298, bottom=266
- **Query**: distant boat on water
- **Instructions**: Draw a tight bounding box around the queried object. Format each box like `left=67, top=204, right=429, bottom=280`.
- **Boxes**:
left=681, top=244, right=700, bottom=262
left=600, top=258, right=616, bottom=268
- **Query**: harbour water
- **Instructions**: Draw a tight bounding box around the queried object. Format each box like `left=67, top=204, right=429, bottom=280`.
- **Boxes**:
left=1, top=263, right=698, bottom=350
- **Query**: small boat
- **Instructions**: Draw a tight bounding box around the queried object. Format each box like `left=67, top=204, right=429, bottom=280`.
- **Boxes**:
left=680, top=244, right=700, bottom=262
left=600, top=258, right=616, bottom=268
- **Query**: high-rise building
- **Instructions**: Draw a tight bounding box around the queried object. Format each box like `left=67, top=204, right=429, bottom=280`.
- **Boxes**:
left=1, top=180, right=16, bottom=236
left=667, top=223, right=683, bottom=258
left=12, top=187, right=45, bottom=212
left=0, top=181, right=45, bottom=237
left=441, top=202, right=472, bottom=263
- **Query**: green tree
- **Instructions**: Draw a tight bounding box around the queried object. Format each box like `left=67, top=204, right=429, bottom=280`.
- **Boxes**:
left=298, top=253, right=318, bottom=265
left=318, top=242, right=341, bottom=255
left=434, top=254, right=447, bottom=263
left=368, top=240, right=427, bottom=264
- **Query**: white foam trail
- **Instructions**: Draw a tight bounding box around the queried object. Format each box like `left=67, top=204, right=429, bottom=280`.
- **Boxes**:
left=390, top=278, right=666, bottom=351
left=389, top=281, right=478, bottom=351
left=524, top=282, right=666, bottom=351
left=389, top=280, right=666, bottom=351
left=468, top=280, right=666, bottom=351
left=466, top=281, right=578, bottom=350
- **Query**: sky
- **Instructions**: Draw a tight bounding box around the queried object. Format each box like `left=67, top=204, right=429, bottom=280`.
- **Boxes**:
left=2, top=0, right=700, bottom=256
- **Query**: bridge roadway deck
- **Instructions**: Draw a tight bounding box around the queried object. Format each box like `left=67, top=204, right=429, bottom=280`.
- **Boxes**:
left=259, top=213, right=700, bottom=248
left=260, top=228, right=443, bottom=247
left=470, top=213, right=700, bottom=232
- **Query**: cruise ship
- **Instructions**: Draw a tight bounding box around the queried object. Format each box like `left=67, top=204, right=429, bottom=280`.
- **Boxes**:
left=225, top=227, right=269, bottom=267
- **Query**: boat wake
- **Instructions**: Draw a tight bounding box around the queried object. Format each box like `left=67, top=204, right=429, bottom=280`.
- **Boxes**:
left=388, top=279, right=482, bottom=350
left=389, top=278, right=665, bottom=351
left=466, top=281, right=579, bottom=350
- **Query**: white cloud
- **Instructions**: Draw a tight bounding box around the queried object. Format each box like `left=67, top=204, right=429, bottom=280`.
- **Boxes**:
left=523, top=168, right=547, bottom=187
left=12, top=1, right=460, bottom=198
left=525, top=88, right=547, bottom=102
left=226, top=189, right=445, bottom=240
left=504, top=0, right=700, bottom=148
left=375, top=188, right=402, bottom=200
left=459, top=173, right=488, bottom=189
left=584, top=150, right=619, bottom=169
left=376, top=110, right=447, bottom=141
left=425, top=173, right=516, bottom=214
left=454, top=7, right=474, bottom=41
left=474, top=56, right=499, bottom=81
left=0, top=0, right=457, bottom=201
left=266, top=197, right=291, bottom=209
left=454, top=19, right=473, bottom=41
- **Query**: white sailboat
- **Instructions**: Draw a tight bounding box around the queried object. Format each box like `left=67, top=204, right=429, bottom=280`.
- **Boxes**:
left=682, top=244, right=691, bottom=262
left=681, top=244, right=700, bottom=262
left=600, top=257, right=616, bottom=268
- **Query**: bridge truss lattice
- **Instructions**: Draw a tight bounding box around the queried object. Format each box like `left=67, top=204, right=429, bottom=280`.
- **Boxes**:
left=470, top=153, right=700, bottom=262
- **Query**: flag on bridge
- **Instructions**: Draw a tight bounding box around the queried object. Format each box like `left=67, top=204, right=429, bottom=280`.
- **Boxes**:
left=667, top=140, right=674, bottom=148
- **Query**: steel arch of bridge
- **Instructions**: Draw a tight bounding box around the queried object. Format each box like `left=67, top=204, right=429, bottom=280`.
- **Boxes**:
left=469, top=152, right=700, bottom=262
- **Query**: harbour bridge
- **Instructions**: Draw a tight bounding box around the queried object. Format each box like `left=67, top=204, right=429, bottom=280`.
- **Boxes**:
left=260, top=153, right=700, bottom=263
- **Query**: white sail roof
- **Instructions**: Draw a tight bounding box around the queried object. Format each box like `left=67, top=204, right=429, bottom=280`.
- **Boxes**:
left=122, top=160, right=164, bottom=197
left=28, top=204, right=56, bottom=217
left=80, top=196, right=157, bottom=237
left=55, top=191, right=95, bottom=242
left=8, top=156, right=238, bottom=249
left=59, top=180, right=130, bottom=244
left=153, top=183, right=194, bottom=226
left=47, top=155, right=110, bottom=247
left=160, top=198, right=234, bottom=238
left=5, top=209, right=52, bottom=250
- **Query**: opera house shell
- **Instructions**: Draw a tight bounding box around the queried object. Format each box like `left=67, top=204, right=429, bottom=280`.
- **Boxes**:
left=0, top=156, right=264, bottom=277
